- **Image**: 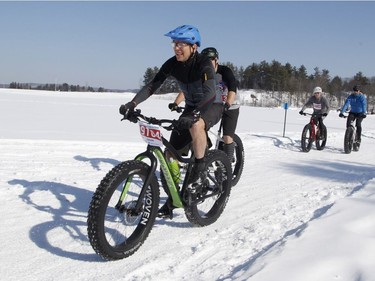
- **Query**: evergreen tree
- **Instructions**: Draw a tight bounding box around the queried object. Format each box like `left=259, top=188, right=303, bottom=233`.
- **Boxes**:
left=143, top=67, right=158, bottom=86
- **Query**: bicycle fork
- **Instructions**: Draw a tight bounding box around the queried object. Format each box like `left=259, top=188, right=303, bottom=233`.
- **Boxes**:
left=116, top=146, right=184, bottom=214
left=114, top=149, right=158, bottom=214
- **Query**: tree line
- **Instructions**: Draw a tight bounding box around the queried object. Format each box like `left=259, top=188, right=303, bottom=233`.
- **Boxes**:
left=9, top=82, right=107, bottom=93
left=141, top=59, right=375, bottom=108
left=6, top=59, right=374, bottom=109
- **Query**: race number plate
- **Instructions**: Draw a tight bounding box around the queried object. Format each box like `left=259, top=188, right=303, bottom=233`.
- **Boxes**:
left=138, top=121, right=163, bottom=147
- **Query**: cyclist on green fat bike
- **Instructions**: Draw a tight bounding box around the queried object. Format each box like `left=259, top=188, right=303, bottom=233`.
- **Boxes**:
left=299, top=86, right=330, bottom=138
left=170, top=47, right=240, bottom=162
left=119, top=25, right=223, bottom=219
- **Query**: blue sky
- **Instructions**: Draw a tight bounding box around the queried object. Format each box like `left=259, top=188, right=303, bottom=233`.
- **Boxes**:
left=1, top=1, right=374, bottom=90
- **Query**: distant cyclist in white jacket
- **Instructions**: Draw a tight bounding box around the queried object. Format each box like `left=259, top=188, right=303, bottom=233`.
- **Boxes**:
left=299, top=86, right=330, bottom=138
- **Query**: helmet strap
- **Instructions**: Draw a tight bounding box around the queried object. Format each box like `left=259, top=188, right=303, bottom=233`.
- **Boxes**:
left=188, top=45, right=197, bottom=59
left=214, top=59, right=218, bottom=70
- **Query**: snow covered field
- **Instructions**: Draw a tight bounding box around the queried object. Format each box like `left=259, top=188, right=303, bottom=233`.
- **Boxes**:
left=1, top=89, right=374, bottom=281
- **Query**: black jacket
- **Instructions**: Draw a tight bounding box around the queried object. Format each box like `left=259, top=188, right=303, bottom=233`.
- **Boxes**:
left=133, top=52, right=216, bottom=113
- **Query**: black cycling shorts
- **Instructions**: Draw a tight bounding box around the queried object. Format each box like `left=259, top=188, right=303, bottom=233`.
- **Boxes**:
left=222, top=108, right=239, bottom=138
left=169, top=103, right=223, bottom=153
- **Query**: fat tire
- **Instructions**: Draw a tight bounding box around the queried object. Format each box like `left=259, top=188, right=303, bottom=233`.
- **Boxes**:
left=344, top=127, right=354, bottom=154
left=301, top=124, right=313, bottom=152
left=353, top=129, right=360, bottom=152
left=316, top=125, right=327, bottom=151
left=217, top=134, right=244, bottom=186
left=353, top=142, right=359, bottom=152
left=185, top=150, right=232, bottom=227
left=87, top=160, right=159, bottom=260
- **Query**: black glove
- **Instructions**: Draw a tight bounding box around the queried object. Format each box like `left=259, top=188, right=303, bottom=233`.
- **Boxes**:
left=339, top=113, right=344, bottom=118
left=177, top=110, right=200, bottom=130
left=299, top=110, right=304, bottom=115
left=322, top=113, right=328, bottom=117
left=168, top=102, right=181, bottom=113
left=361, top=113, right=367, bottom=119
left=119, top=101, right=135, bottom=118
left=224, top=102, right=231, bottom=112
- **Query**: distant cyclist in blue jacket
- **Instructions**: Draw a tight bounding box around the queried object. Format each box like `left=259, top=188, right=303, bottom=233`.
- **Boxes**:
left=339, top=85, right=367, bottom=143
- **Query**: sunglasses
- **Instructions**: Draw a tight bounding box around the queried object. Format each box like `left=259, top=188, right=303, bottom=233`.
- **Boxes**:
left=171, top=41, right=191, bottom=49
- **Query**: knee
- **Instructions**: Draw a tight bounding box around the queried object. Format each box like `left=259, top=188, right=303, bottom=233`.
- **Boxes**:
left=191, top=118, right=205, bottom=131
left=223, top=135, right=233, bottom=143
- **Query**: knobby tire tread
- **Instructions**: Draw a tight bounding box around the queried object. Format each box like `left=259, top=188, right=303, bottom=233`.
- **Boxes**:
left=316, top=125, right=327, bottom=151
left=217, top=134, right=244, bottom=186
left=231, top=134, right=245, bottom=186
left=344, top=127, right=354, bottom=154
left=87, top=160, right=159, bottom=261
left=185, top=150, right=232, bottom=227
left=301, top=124, right=313, bottom=152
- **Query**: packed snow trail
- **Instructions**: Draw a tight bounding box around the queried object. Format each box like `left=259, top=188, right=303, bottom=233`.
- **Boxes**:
left=1, top=89, right=374, bottom=280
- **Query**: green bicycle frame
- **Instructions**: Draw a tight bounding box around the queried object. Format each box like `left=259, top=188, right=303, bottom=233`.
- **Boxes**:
left=145, top=146, right=183, bottom=208
left=117, top=145, right=183, bottom=212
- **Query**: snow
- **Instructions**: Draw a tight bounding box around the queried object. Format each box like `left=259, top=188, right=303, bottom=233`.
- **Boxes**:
left=1, top=88, right=374, bottom=281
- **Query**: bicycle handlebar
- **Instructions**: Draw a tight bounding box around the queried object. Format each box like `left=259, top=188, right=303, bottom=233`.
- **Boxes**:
left=174, top=106, right=184, bottom=113
left=340, top=114, right=348, bottom=119
left=301, top=112, right=326, bottom=117
left=121, top=109, right=178, bottom=131
left=340, top=113, right=367, bottom=119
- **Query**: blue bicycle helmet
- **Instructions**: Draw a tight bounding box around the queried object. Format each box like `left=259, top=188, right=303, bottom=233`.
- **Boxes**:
left=164, top=25, right=201, bottom=47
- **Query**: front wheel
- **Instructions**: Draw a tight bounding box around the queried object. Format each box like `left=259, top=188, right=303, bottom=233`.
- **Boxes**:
left=184, top=150, right=232, bottom=227
left=353, top=128, right=360, bottom=152
left=316, top=125, right=327, bottom=151
left=87, top=160, right=160, bottom=260
left=344, top=127, right=354, bottom=154
left=301, top=124, right=313, bottom=152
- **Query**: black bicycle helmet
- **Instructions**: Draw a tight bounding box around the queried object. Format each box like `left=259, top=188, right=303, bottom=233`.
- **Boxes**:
left=353, top=84, right=361, bottom=91
left=201, top=47, right=219, bottom=60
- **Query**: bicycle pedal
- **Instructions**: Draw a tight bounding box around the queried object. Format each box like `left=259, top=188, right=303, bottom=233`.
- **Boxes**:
left=157, top=208, right=173, bottom=220
left=157, top=203, right=174, bottom=219
left=157, top=212, right=173, bottom=220
left=187, top=184, right=199, bottom=194
left=190, top=179, right=210, bottom=193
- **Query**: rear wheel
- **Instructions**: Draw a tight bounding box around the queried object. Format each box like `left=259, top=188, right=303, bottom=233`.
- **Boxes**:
left=231, top=134, right=244, bottom=186
left=87, top=160, right=160, bottom=260
left=184, top=150, right=232, bottom=226
left=218, top=134, right=244, bottom=186
left=344, top=127, right=354, bottom=154
left=301, top=124, right=313, bottom=152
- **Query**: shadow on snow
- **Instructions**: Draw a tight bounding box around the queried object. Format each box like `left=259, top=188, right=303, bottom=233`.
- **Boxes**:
left=8, top=178, right=102, bottom=262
